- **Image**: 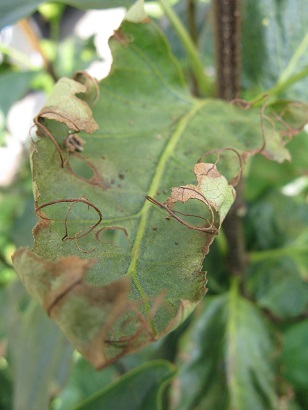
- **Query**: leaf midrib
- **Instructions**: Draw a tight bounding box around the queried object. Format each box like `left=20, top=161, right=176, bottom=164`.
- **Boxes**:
left=125, top=99, right=209, bottom=330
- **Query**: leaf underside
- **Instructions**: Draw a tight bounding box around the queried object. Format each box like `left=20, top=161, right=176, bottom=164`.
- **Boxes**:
left=12, top=19, right=302, bottom=368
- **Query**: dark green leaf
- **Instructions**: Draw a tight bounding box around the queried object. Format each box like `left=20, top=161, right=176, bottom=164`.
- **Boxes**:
left=0, top=0, right=139, bottom=30
left=246, top=191, right=308, bottom=318
left=51, top=357, right=117, bottom=410
left=173, top=282, right=278, bottom=410
left=6, top=282, right=73, bottom=410
left=281, top=321, right=308, bottom=391
left=71, top=360, right=176, bottom=410
left=242, top=0, right=308, bottom=99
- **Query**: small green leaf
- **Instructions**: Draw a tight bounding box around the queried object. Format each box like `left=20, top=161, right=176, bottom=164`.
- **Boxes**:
left=71, top=360, right=176, bottom=410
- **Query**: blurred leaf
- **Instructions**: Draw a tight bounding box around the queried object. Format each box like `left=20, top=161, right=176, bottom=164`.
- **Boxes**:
left=55, top=36, right=99, bottom=78
left=6, top=282, right=73, bottom=410
left=242, top=0, right=308, bottom=99
left=245, top=130, right=308, bottom=201
left=172, top=282, right=278, bottom=410
left=0, top=71, right=37, bottom=117
left=246, top=191, right=308, bottom=317
left=0, top=70, right=37, bottom=143
left=71, top=360, right=176, bottom=410
left=281, top=321, right=308, bottom=391
left=0, top=0, right=143, bottom=31
left=12, top=19, right=296, bottom=367
left=51, top=356, right=117, bottom=410
left=0, top=363, right=13, bottom=410
left=247, top=259, right=308, bottom=318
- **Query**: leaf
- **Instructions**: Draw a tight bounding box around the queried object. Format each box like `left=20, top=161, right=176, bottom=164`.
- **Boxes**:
left=12, top=19, right=299, bottom=367
left=5, top=282, right=73, bottom=410
left=0, top=71, right=37, bottom=118
left=172, top=283, right=278, bottom=410
left=281, top=321, right=308, bottom=391
left=71, top=360, right=176, bottom=410
left=51, top=356, right=117, bottom=410
left=242, top=0, right=308, bottom=98
left=0, top=0, right=139, bottom=29
left=247, top=259, right=308, bottom=318
left=246, top=191, right=308, bottom=318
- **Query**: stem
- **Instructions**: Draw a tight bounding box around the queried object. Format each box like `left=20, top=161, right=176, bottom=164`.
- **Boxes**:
left=212, top=0, right=246, bottom=278
left=264, top=66, right=308, bottom=99
left=187, top=0, right=198, bottom=44
left=277, top=33, right=308, bottom=85
left=0, top=44, right=38, bottom=70
left=187, top=0, right=200, bottom=96
left=158, top=0, right=213, bottom=96
left=18, top=19, right=58, bottom=81
left=222, top=180, right=247, bottom=277
left=212, top=0, right=241, bottom=100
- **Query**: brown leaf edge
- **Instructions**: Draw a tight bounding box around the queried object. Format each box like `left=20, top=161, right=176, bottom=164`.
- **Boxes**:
left=12, top=248, right=173, bottom=368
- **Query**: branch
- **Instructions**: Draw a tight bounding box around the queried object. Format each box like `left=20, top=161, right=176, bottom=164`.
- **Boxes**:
left=212, top=0, right=241, bottom=100
left=212, top=0, right=246, bottom=278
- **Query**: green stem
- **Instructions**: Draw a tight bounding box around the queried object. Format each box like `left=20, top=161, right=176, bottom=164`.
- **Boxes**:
left=265, top=66, right=308, bottom=98
left=226, top=276, right=240, bottom=405
left=249, top=244, right=306, bottom=263
left=277, top=33, right=308, bottom=85
left=158, top=0, right=213, bottom=96
left=0, top=44, right=39, bottom=70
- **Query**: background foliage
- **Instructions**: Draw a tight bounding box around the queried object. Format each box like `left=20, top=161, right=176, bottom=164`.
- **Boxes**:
left=0, top=0, right=307, bottom=409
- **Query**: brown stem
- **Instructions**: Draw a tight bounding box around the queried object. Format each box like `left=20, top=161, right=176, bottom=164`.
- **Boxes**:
left=212, top=0, right=245, bottom=278
left=18, top=19, right=58, bottom=82
left=222, top=180, right=247, bottom=277
left=212, top=0, right=241, bottom=100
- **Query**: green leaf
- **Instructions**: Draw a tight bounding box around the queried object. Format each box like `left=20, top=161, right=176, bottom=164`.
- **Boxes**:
left=12, top=19, right=297, bottom=367
left=0, top=0, right=139, bottom=29
left=247, top=192, right=308, bottom=318
left=71, top=360, right=176, bottom=410
left=172, top=282, right=278, bottom=410
left=242, top=0, right=308, bottom=99
left=281, top=321, right=308, bottom=391
left=5, top=282, right=73, bottom=410
left=51, top=356, right=117, bottom=410
left=0, top=71, right=37, bottom=117
left=247, top=259, right=308, bottom=319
